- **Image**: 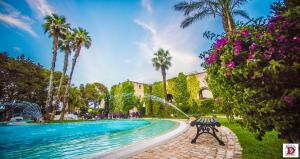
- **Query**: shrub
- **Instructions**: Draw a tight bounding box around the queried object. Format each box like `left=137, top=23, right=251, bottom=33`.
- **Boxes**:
left=204, top=11, right=300, bottom=142
left=198, top=99, right=216, bottom=114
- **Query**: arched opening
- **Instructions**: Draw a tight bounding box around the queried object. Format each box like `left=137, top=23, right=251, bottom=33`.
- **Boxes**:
left=199, top=88, right=213, bottom=99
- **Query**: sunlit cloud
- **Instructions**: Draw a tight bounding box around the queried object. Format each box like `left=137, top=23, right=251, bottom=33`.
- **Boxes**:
left=141, top=0, right=152, bottom=14
left=133, top=18, right=200, bottom=83
left=26, top=0, right=54, bottom=19
left=0, top=1, right=37, bottom=37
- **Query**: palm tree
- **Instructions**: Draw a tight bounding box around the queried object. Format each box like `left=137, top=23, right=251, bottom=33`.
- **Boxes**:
left=174, top=0, right=249, bottom=33
left=50, top=29, right=74, bottom=120
left=43, top=14, right=69, bottom=116
left=60, top=27, right=91, bottom=120
left=152, top=48, right=172, bottom=117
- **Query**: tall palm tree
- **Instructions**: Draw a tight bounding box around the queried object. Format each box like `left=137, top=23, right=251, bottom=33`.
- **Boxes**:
left=152, top=48, right=172, bottom=117
left=50, top=29, right=74, bottom=120
left=60, top=27, right=91, bottom=120
left=174, top=0, right=249, bottom=33
left=43, top=14, right=69, bottom=116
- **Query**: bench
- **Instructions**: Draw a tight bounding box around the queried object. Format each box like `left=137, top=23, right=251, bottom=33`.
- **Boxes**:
left=190, top=117, right=225, bottom=145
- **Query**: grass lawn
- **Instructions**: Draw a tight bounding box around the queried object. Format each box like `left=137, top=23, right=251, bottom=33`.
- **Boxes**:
left=218, top=118, right=286, bottom=159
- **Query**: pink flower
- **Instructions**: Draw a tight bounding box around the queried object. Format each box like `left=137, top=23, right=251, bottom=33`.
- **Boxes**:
left=215, top=37, right=229, bottom=50
left=226, top=60, right=235, bottom=69
left=263, top=48, right=274, bottom=60
left=267, top=22, right=275, bottom=33
left=206, top=52, right=218, bottom=65
left=234, top=40, right=242, bottom=55
left=248, top=53, right=254, bottom=60
left=277, top=35, right=285, bottom=42
left=241, top=30, right=250, bottom=37
left=271, top=15, right=283, bottom=22
left=284, top=96, right=295, bottom=104
left=256, top=32, right=262, bottom=39
left=249, top=43, right=258, bottom=51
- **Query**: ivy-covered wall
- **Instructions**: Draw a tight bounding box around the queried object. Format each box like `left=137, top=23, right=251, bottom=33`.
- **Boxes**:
left=143, top=84, right=151, bottom=116
left=187, top=74, right=201, bottom=114
left=109, top=81, right=141, bottom=113
left=109, top=72, right=215, bottom=116
left=173, top=73, right=190, bottom=113
left=151, top=81, right=164, bottom=116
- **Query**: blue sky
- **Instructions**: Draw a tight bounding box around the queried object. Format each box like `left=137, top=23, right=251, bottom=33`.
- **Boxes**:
left=0, top=0, right=276, bottom=88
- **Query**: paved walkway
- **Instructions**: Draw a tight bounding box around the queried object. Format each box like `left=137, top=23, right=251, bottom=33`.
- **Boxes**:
left=130, top=126, right=242, bottom=159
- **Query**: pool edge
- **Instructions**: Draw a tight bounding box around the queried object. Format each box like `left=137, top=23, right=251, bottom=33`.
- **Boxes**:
left=89, top=119, right=189, bottom=159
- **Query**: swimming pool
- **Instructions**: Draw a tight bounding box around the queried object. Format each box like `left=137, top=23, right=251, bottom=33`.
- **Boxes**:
left=0, top=119, right=178, bottom=159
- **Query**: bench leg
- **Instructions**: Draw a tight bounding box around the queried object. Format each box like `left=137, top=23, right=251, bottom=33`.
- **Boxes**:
left=212, top=127, right=225, bottom=146
left=191, top=132, right=200, bottom=144
left=191, top=126, right=203, bottom=144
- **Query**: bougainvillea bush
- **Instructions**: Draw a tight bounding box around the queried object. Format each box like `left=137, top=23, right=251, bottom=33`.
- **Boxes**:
left=205, top=11, right=300, bottom=142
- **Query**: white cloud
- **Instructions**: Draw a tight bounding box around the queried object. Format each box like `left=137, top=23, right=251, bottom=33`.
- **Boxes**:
left=141, top=0, right=152, bottom=14
left=133, top=18, right=201, bottom=83
left=13, top=46, right=21, bottom=52
left=26, top=0, right=54, bottom=18
left=0, top=1, right=37, bottom=37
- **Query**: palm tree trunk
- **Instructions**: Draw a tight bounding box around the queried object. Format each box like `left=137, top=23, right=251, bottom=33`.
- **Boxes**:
left=161, top=66, right=168, bottom=117
left=46, top=35, right=58, bottom=118
left=60, top=47, right=80, bottom=120
left=226, top=14, right=235, bottom=32
left=50, top=50, right=69, bottom=120
left=221, top=14, right=229, bottom=33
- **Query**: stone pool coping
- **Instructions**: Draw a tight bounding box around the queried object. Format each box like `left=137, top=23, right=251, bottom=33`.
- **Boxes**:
left=89, top=119, right=189, bottom=159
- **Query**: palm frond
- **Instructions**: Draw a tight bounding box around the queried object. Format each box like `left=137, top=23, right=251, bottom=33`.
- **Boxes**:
left=152, top=48, right=172, bottom=71
left=232, top=9, right=250, bottom=20
left=174, top=1, right=205, bottom=16
left=230, top=0, right=248, bottom=11
left=180, top=9, right=211, bottom=28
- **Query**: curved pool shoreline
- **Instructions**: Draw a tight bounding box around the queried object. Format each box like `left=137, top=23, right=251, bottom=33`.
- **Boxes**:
left=0, top=119, right=182, bottom=159
left=90, top=119, right=188, bottom=159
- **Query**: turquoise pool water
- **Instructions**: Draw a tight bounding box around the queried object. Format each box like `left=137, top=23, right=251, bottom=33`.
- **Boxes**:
left=0, top=119, right=177, bottom=159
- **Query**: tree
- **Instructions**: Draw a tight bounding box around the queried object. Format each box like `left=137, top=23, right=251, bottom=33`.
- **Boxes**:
left=60, top=27, right=91, bottom=120
left=174, top=0, right=249, bottom=32
left=68, top=86, right=85, bottom=113
left=152, top=48, right=172, bottom=117
left=51, top=28, right=74, bottom=120
left=0, top=53, right=47, bottom=107
left=83, top=82, right=108, bottom=112
left=43, top=14, right=69, bottom=115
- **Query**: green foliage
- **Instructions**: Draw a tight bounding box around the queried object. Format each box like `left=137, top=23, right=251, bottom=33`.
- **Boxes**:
left=68, top=86, right=85, bottom=112
left=204, top=4, right=300, bottom=142
left=143, top=84, right=151, bottom=115
left=0, top=53, right=67, bottom=112
left=121, top=81, right=135, bottom=113
left=173, top=73, right=190, bottom=113
left=198, top=99, right=216, bottom=114
left=186, top=74, right=200, bottom=114
left=110, top=84, right=123, bottom=112
left=109, top=81, right=142, bottom=114
left=151, top=81, right=164, bottom=117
